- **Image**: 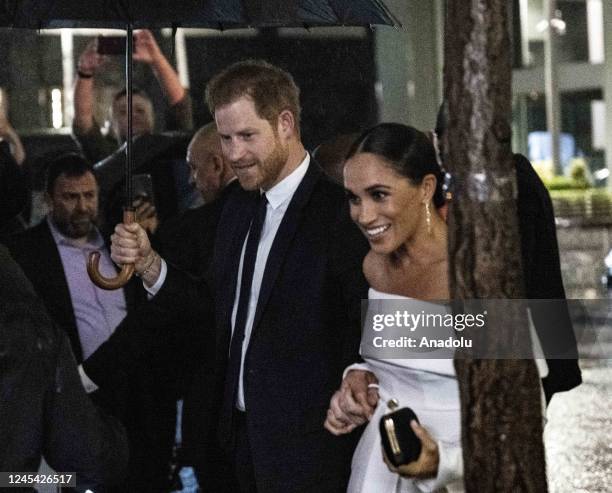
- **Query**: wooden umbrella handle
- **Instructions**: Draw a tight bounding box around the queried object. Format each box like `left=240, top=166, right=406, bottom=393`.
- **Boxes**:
left=87, top=209, right=135, bottom=290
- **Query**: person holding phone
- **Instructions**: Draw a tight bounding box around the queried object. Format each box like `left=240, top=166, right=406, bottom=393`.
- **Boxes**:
left=72, top=29, right=193, bottom=164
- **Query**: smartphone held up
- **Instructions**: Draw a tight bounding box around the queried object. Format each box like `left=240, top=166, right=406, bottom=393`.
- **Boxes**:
left=97, top=35, right=136, bottom=55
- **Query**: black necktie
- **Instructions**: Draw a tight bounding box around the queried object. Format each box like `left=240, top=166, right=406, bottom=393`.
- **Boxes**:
left=221, top=193, right=268, bottom=426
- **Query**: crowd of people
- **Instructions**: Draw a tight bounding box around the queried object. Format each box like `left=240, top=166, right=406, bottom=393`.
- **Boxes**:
left=0, top=31, right=582, bottom=493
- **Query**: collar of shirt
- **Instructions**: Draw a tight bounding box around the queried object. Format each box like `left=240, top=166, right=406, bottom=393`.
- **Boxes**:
left=46, top=215, right=105, bottom=251
left=262, top=152, right=310, bottom=210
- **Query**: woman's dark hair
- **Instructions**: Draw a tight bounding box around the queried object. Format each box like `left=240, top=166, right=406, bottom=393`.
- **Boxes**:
left=346, top=123, right=445, bottom=208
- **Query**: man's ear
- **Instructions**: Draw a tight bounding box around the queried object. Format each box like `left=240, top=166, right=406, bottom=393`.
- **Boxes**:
left=212, top=154, right=224, bottom=176
left=277, top=109, right=296, bottom=140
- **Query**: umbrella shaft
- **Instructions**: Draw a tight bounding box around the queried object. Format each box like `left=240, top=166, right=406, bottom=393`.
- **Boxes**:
left=125, top=24, right=133, bottom=207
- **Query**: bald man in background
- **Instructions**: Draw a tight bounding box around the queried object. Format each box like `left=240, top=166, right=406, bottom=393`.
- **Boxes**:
left=186, top=123, right=237, bottom=206
left=153, top=123, right=237, bottom=272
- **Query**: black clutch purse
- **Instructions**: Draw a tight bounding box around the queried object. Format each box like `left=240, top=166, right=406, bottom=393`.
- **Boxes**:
left=379, top=399, right=422, bottom=467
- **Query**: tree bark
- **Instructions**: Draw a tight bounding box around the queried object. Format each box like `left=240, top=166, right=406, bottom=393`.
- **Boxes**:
left=443, top=1, right=548, bottom=491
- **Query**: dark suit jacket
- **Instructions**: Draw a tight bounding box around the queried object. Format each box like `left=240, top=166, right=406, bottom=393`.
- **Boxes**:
left=0, top=244, right=128, bottom=492
left=157, top=163, right=369, bottom=492
left=78, top=181, right=239, bottom=492
left=85, top=163, right=369, bottom=492
left=3, top=220, right=144, bottom=363
left=515, top=154, right=582, bottom=401
left=154, top=180, right=241, bottom=277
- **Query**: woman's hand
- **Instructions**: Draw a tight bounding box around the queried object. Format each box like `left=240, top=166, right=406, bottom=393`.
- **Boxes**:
left=382, top=420, right=439, bottom=479
left=324, top=370, right=379, bottom=435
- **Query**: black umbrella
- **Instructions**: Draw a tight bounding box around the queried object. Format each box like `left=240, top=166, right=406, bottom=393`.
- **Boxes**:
left=0, top=0, right=400, bottom=289
left=0, top=1, right=399, bottom=29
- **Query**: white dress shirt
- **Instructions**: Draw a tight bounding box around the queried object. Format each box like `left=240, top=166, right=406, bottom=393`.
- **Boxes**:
left=144, top=154, right=311, bottom=411
left=232, top=155, right=310, bottom=410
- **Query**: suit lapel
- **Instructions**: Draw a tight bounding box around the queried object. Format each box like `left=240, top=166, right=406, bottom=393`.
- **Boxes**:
left=37, top=222, right=83, bottom=361
left=250, top=163, right=322, bottom=334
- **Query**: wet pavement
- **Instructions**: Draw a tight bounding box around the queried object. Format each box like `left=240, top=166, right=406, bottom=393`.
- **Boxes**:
left=546, top=359, right=612, bottom=492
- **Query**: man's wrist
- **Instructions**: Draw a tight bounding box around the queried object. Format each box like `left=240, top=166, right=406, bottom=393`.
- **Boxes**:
left=77, top=69, right=94, bottom=79
left=140, top=252, right=162, bottom=287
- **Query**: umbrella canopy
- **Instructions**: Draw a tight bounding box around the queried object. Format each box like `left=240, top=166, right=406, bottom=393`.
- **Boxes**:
left=0, top=0, right=399, bottom=289
left=0, top=0, right=399, bottom=29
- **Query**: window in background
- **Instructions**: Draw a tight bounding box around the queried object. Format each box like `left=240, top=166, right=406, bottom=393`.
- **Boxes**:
left=513, top=89, right=605, bottom=186
left=514, top=0, right=602, bottom=68
left=50, top=88, right=63, bottom=129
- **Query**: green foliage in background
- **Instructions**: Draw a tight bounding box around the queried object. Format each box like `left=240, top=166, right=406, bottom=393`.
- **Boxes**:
left=550, top=189, right=612, bottom=219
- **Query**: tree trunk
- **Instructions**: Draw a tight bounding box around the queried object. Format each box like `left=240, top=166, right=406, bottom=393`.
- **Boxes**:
left=443, top=1, right=548, bottom=491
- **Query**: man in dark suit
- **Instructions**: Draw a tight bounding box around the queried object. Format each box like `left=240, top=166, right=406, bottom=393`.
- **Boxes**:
left=3, top=153, right=173, bottom=493
left=4, top=154, right=144, bottom=364
left=99, top=60, right=369, bottom=492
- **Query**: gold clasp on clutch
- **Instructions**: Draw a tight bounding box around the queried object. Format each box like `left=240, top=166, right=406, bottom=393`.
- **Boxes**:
left=384, top=399, right=402, bottom=457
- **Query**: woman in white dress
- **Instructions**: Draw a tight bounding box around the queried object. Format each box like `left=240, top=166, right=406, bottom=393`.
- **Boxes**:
left=324, top=123, right=464, bottom=492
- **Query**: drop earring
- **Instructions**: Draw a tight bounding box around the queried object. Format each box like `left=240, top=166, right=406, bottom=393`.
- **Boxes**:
left=425, top=202, right=432, bottom=235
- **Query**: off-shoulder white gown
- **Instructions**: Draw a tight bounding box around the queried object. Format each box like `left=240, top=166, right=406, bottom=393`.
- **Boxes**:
left=347, top=288, right=548, bottom=493
left=346, top=288, right=464, bottom=493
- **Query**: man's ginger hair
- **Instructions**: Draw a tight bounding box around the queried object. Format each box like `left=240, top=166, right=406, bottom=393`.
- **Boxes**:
left=205, top=60, right=301, bottom=135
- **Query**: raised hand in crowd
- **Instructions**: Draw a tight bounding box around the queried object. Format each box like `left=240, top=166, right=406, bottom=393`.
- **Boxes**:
left=76, top=39, right=109, bottom=78
left=0, top=113, right=26, bottom=165
left=73, top=39, right=109, bottom=135
left=133, top=29, right=186, bottom=106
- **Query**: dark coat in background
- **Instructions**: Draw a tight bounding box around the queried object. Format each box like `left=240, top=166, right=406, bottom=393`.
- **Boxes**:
left=3, top=221, right=175, bottom=493
left=0, top=141, right=28, bottom=239
left=82, top=180, right=241, bottom=492
left=0, top=244, right=128, bottom=492
left=514, top=153, right=582, bottom=401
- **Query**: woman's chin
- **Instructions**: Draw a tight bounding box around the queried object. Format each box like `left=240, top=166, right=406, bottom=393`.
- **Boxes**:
left=368, top=240, right=393, bottom=255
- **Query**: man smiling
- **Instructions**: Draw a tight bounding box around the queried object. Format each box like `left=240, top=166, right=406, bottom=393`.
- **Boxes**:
left=97, top=60, right=369, bottom=492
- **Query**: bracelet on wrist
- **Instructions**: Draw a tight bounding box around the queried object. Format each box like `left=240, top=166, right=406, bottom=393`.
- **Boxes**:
left=137, top=252, right=158, bottom=278
left=77, top=70, right=94, bottom=79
